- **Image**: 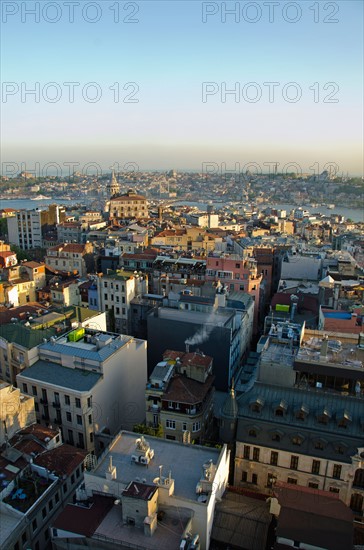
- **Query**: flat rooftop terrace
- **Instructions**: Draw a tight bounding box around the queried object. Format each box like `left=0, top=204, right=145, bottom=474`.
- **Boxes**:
left=39, top=330, right=133, bottom=361
left=94, top=503, right=191, bottom=550
left=92, top=431, right=221, bottom=502
left=154, top=307, right=233, bottom=326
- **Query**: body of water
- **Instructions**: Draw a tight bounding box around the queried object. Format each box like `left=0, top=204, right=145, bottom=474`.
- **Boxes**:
left=1, top=198, right=363, bottom=223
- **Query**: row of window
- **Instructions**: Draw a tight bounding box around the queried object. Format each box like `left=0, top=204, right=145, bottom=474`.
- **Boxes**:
left=22, top=385, right=91, bottom=410
left=242, top=446, right=342, bottom=479
left=241, top=471, right=341, bottom=494
left=103, top=293, right=126, bottom=303
left=165, top=419, right=201, bottom=432
left=103, top=281, right=125, bottom=291
left=248, top=428, right=347, bottom=455
left=251, top=402, right=351, bottom=428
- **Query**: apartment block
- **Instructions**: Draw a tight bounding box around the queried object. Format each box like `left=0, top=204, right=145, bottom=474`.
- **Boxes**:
left=97, top=270, right=148, bottom=334
left=16, top=328, right=147, bottom=453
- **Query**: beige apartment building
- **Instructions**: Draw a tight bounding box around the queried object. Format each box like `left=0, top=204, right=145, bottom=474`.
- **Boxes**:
left=45, top=242, right=94, bottom=277
left=0, top=381, right=36, bottom=444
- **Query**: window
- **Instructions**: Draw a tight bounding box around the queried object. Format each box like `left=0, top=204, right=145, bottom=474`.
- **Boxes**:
left=35, top=402, right=39, bottom=412
left=267, top=473, right=276, bottom=488
left=32, top=386, right=37, bottom=396
left=333, top=464, right=342, bottom=479
left=42, top=507, right=47, bottom=518
left=66, top=412, right=72, bottom=422
left=308, top=482, right=319, bottom=489
left=22, top=532, right=27, bottom=544
left=32, top=518, right=37, bottom=532
left=71, top=474, right=75, bottom=484
left=75, top=398, right=81, bottom=408
left=182, top=422, right=187, bottom=431
left=78, top=433, right=84, bottom=448
left=275, top=408, right=284, bottom=417
left=272, top=432, right=281, bottom=442
left=166, top=419, right=176, bottom=430
left=87, top=396, right=92, bottom=408
left=192, top=421, right=201, bottom=432
left=334, top=444, right=345, bottom=455
left=90, top=432, right=94, bottom=443
left=292, top=435, right=303, bottom=446
left=314, top=440, right=325, bottom=450
left=329, top=487, right=340, bottom=494
left=270, top=451, right=278, bottom=466
left=168, top=401, right=173, bottom=409
left=241, top=470, right=248, bottom=482
left=49, top=499, right=53, bottom=511
left=290, top=456, right=299, bottom=470
left=287, top=477, right=298, bottom=485
left=243, top=445, right=250, bottom=460
left=22, top=383, right=28, bottom=393
left=249, top=429, right=257, bottom=437
left=312, top=460, right=321, bottom=475
left=65, top=395, right=70, bottom=405
left=252, top=473, right=258, bottom=484
left=63, top=482, right=67, bottom=493
left=77, top=415, right=82, bottom=425
left=88, top=414, right=92, bottom=425
left=55, top=492, right=59, bottom=503
left=253, top=447, right=260, bottom=461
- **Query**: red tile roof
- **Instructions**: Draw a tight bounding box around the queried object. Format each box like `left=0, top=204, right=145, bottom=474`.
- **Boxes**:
left=53, top=494, right=115, bottom=537
left=162, top=374, right=214, bottom=404
left=34, top=444, right=87, bottom=477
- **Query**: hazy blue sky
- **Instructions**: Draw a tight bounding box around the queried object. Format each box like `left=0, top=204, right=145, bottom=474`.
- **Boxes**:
left=1, top=1, right=363, bottom=175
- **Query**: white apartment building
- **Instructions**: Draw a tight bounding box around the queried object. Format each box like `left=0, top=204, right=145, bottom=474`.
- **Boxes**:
left=16, top=328, right=147, bottom=453
left=97, top=270, right=148, bottom=334
left=8, top=209, right=43, bottom=249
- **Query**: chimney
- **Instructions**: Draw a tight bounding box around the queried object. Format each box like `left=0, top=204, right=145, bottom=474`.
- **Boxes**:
left=320, top=335, right=329, bottom=359
left=185, top=343, right=190, bottom=353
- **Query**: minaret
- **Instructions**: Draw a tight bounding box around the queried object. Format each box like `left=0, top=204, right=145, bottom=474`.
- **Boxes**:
left=219, top=379, right=238, bottom=443
left=107, top=170, right=120, bottom=198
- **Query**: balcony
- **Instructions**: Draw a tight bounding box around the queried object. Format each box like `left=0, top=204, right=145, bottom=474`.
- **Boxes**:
left=148, top=405, right=161, bottom=412
left=52, top=401, right=61, bottom=409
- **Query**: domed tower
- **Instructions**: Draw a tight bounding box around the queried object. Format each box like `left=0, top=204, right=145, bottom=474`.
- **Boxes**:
left=107, top=170, right=120, bottom=198
left=219, top=380, right=238, bottom=443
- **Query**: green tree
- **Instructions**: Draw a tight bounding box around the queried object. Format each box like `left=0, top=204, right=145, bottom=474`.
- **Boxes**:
left=133, top=423, right=163, bottom=438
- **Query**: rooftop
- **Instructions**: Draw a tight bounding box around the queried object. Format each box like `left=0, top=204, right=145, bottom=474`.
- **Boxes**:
left=39, top=329, right=133, bottom=362
left=162, top=374, right=215, bottom=404
left=91, top=430, right=221, bottom=501
left=0, top=323, right=56, bottom=349
left=17, top=359, right=102, bottom=391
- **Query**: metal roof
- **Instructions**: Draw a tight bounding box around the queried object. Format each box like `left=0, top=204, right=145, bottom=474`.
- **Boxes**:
left=17, top=360, right=102, bottom=391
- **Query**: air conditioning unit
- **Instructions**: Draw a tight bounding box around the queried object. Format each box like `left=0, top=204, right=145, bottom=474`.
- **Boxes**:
left=140, top=456, right=149, bottom=465
left=131, top=455, right=138, bottom=463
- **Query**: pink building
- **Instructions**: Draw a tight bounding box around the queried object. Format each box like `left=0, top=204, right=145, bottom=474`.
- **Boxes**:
left=206, top=254, right=262, bottom=332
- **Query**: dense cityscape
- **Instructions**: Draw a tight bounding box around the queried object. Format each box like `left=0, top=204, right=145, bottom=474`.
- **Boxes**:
left=0, top=168, right=363, bottom=549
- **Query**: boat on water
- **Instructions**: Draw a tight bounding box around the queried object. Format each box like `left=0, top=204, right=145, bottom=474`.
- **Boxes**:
left=31, top=195, right=51, bottom=200
left=327, top=204, right=335, bottom=209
